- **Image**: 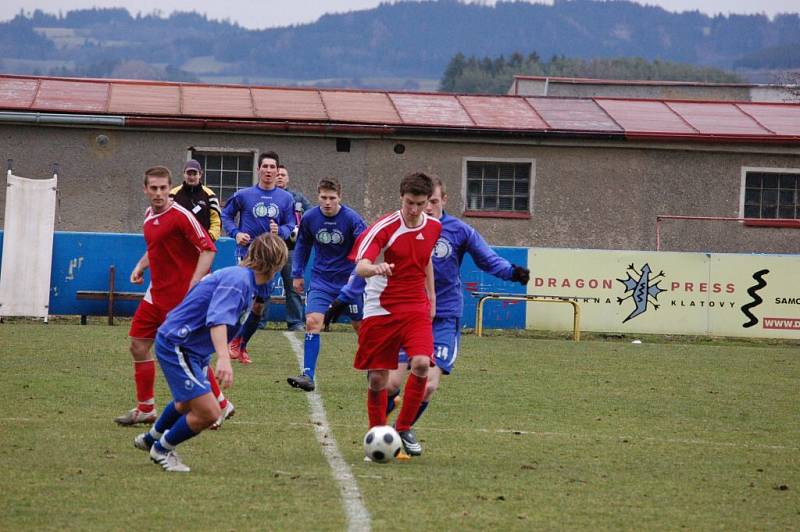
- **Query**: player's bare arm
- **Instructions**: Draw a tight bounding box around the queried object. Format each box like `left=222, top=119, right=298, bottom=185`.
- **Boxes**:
left=130, top=252, right=149, bottom=284
left=189, top=250, right=216, bottom=288
left=425, top=258, right=436, bottom=319
left=356, top=258, right=395, bottom=278
left=210, top=324, right=233, bottom=388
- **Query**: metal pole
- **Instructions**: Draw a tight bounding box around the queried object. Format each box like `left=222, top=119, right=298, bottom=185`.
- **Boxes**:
left=656, top=216, right=662, bottom=251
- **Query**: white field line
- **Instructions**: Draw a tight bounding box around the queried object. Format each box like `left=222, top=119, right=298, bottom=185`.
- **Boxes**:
left=283, top=332, right=371, bottom=532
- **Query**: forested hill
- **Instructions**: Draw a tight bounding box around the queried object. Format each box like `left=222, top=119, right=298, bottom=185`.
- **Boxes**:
left=1, top=0, right=798, bottom=84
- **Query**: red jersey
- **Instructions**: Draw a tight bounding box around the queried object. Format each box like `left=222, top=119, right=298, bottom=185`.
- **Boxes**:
left=349, top=210, right=441, bottom=318
left=142, top=202, right=216, bottom=312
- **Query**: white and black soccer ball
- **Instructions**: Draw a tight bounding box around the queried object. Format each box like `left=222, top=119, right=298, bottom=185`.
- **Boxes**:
left=363, top=425, right=402, bottom=463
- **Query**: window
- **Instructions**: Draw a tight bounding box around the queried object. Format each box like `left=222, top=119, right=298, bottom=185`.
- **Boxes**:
left=190, top=149, right=255, bottom=205
left=463, top=158, right=533, bottom=218
left=742, top=169, right=800, bottom=220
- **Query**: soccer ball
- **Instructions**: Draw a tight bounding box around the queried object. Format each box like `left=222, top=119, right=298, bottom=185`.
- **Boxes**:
left=363, top=425, right=402, bottom=463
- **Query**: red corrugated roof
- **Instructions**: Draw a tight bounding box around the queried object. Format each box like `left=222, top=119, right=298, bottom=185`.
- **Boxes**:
left=665, top=101, right=771, bottom=135
left=0, top=78, right=38, bottom=109
left=0, top=74, right=797, bottom=143
left=109, top=83, right=180, bottom=115
left=252, top=88, right=327, bottom=121
left=458, top=95, right=547, bottom=129
left=322, top=91, right=400, bottom=124
left=736, top=104, right=800, bottom=136
left=35, top=79, right=109, bottom=113
left=390, top=93, right=475, bottom=127
left=594, top=99, right=697, bottom=134
left=527, top=97, right=622, bottom=131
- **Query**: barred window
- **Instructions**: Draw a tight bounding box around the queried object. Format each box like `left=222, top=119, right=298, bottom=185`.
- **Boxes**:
left=465, top=159, right=532, bottom=214
left=743, top=170, right=799, bottom=220
left=190, top=150, right=255, bottom=205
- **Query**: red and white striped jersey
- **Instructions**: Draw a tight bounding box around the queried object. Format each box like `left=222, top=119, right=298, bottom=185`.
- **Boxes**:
left=349, top=210, right=441, bottom=318
left=142, top=201, right=216, bottom=311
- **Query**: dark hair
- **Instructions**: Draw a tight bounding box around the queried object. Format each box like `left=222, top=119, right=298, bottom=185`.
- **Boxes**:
left=258, top=151, right=280, bottom=167
left=143, top=165, right=172, bottom=186
left=278, top=164, right=286, bottom=170
left=318, top=177, right=342, bottom=195
left=430, top=174, right=446, bottom=196
left=399, top=172, right=434, bottom=197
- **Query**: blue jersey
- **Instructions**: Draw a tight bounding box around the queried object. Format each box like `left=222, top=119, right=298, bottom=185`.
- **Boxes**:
left=158, top=266, right=263, bottom=354
left=292, top=204, right=366, bottom=291
left=337, top=212, right=513, bottom=318
left=433, top=212, right=513, bottom=318
left=338, top=270, right=366, bottom=304
left=221, top=184, right=296, bottom=259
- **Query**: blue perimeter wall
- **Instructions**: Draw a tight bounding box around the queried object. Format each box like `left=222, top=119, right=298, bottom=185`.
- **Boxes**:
left=0, top=231, right=527, bottom=329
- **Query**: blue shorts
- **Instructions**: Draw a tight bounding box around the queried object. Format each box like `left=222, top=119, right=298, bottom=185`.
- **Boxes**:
left=306, top=286, right=363, bottom=321
left=398, top=317, right=460, bottom=374
left=155, top=334, right=212, bottom=403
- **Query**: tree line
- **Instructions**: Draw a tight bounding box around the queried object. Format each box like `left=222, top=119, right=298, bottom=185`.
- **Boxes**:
left=440, top=53, right=744, bottom=94
left=1, top=2, right=798, bottom=84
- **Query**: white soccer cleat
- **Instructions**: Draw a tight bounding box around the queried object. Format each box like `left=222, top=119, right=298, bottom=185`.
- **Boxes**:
left=210, top=401, right=235, bottom=430
left=149, top=445, right=190, bottom=472
left=114, top=407, right=157, bottom=426
left=133, top=433, right=152, bottom=451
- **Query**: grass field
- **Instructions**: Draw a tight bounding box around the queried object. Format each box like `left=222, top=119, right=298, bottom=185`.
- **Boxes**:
left=1, top=321, right=798, bottom=530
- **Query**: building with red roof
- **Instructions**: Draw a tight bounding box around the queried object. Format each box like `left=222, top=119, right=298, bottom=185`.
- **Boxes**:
left=0, top=74, right=798, bottom=253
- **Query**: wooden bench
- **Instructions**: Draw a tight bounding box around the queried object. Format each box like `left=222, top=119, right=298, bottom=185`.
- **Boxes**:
left=76, top=265, right=286, bottom=325
left=471, top=291, right=581, bottom=341
left=75, top=266, right=140, bottom=325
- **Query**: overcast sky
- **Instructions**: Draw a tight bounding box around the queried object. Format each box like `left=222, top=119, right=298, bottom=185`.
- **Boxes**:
left=2, top=0, right=797, bottom=29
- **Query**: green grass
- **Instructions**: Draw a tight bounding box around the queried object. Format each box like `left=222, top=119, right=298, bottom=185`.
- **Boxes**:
left=1, top=322, right=798, bottom=530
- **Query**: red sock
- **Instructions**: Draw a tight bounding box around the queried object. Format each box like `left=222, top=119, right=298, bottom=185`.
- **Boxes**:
left=395, top=373, right=427, bottom=431
left=134, top=359, right=156, bottom=413
left=367, top=388, right=387, bottom=428
left=207, top=367, right=228, bottom=408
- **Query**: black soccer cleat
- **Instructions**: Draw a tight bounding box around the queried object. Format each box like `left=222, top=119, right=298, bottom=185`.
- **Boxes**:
left=398, top=429, right=422, bottom=456
left=287, top=374, right=315, bottom=392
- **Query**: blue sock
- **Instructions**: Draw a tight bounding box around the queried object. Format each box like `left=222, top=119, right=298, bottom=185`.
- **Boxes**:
left=413, top=401, right=429, bottom=425
left=156, top=415, right=198, bottom=452
left=386, top=390, right=400, bottom=415
left=237, top=311, right=261, bottom=348
left=146, top=401, right=182, bottom=446
left=303, top=333, right=320, bottom=380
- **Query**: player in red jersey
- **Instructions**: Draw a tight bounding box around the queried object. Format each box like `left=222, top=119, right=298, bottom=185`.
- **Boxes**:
left=115, top=166, right=218, bottom=426
left=349, top=172, right=440, bottom=456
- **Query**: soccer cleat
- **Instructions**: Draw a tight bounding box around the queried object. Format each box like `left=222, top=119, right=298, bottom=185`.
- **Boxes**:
left=398, top=429, right=422, bottom=456
left=114, top=407, right=157, bottom=426
left=133, top=432, right=153, bottom=451
left=228, top=337, right=252, bottom=365
left=150, top=445, right=190, bottom=472
left=396, top=449, right=412, bottom=461
left=288, top=323, right=305, bottom=332
left=287, top=374, right=315, bottom=392
left=210, top=400, right=236, bottom=430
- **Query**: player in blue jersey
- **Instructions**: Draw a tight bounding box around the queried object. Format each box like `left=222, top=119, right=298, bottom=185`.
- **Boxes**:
left=325, top=176, right=530, bottom=433
left=287, top=177, right=366, bottom=392
left=134, top=233, right=288, bottom=472
left=221, top=151, right=296, bottom=364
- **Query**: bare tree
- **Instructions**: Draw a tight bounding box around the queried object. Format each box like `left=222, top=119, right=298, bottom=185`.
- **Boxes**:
left=773, top=71, right=800, bottom=101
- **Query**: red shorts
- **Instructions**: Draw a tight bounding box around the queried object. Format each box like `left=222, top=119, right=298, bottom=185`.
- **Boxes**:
left=354, top=312, right=434, bottom=371
left=129, top=299, right=168, bottom=340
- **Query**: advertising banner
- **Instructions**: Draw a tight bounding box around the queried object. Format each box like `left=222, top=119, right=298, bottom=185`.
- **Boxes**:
left=526, top=248, right=799, bottom=339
